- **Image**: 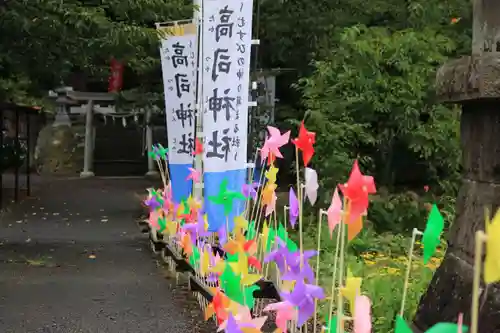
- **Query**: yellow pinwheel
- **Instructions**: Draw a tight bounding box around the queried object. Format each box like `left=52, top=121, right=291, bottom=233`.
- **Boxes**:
left=485, top=208, right=500, bottom=284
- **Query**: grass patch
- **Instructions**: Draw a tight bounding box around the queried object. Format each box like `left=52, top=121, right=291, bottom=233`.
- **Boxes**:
left=300, top=220, right=445, bottom=332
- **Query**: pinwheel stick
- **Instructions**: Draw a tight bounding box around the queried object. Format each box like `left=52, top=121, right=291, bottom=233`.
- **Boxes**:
left=327, top=215, right=343, bottom=332
left=284, top=205, right=289, bottom=227
left=399, top=228, right=423, bottom=317
left=245, top=148, right=261, bottom=216
left=249, top=154, right=267, bottom=223
left=226, top=216, right=231, bottom=241
left=154, top=158, right=167, bottom=188
left=155, top=158, right=169, bottom=189
left=471, top=230, right=487, bottom=333
left=313, top=209, right=327, bottom=333
left=294, top=146, right=304, bottom=265
left=336, top=199, right=350, bottom=333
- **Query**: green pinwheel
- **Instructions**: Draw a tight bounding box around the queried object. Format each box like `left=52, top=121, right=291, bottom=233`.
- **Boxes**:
left=277, top=222, right=299, bottom=251
left=155, top=144, right=169, bottom=160
left=246, top=220, right=257, bottom=241
left=324, top=314, right=345, bottom=332
left=150, top=143, right=169, bottom=161
left=219, top=263, right=260, bottom=309
left=158, top=216, right=167, bottom=232
left=148, top=146, right=159, bottom=161
left=422, top=204, right=445, bottom=264
left=394, top=316, right=468, bottom=333
left=188, top=246, right=200, bottom=268
left=208, top=179, right=246, bottom=216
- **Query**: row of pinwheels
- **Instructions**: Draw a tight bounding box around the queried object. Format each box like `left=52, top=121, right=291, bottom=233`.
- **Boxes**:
left=143, top=120, right=498, bottom=333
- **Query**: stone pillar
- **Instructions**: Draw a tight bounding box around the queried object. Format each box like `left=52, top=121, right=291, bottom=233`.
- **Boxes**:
left=413, top=1, right=500, bottom=332
left=80, top=100, right=95, bottom=178
left=144, top=108, right=159, bottom=178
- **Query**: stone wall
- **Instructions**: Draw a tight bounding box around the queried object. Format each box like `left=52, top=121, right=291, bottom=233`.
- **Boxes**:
left=34, top=117, right=85, bottom=175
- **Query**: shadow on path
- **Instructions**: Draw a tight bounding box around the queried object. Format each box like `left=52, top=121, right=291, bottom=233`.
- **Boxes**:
left=0, top=178, right=212, bottom=333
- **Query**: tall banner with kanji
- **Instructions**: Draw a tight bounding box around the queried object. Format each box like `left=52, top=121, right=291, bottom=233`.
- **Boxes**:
left=202, top=0, right=254, bottom=232
left=158, top=21, right=197, bottom=203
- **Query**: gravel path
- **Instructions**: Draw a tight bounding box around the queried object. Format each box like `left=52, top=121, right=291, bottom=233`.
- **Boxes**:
left=0, top=177, right=213, bottom=333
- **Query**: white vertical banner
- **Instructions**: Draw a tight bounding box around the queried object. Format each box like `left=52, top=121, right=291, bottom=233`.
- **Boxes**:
left=202, top=0, right=254, bottom=232
left=159, top=22, right=197, bottom=165
left=158, top=21, right=197, bottom=202
left=202, top=0, right=254, bottom=173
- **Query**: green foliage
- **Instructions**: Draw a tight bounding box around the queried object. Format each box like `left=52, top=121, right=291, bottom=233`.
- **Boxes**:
left=0, top=0, right=191, bottom=104
left=298, top=25, right=462, bottom=206
left=368, top=191, right=429, bottom=234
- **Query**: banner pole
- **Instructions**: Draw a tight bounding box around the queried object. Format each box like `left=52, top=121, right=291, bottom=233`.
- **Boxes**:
left=193, top=0, right=204, bottom=200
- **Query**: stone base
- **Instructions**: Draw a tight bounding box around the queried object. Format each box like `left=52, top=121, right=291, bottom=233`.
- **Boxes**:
left=79, top=171, right=95, bottom=178
left=413, top=250, right=500, bottom=332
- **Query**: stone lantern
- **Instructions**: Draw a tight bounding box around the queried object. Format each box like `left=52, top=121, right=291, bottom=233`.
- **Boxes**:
left=414, top=1, right=500, bottom=332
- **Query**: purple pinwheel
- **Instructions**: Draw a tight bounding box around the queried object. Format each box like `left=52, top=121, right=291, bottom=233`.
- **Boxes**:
left=224, top=313, right=243, bottom=333
left=217, top=225, right=229, bottom=245
left=144, top=196, right=161, bottom=211
left=206, top=248, right=222, bottom=283
left=242, top=182, right=260, bottom=201
left=264, top=237, right=292, bottom=274
left=280, top=281, right=325, bottom=327
left=144, top=188, right=163, bottom=211
left=182, top=211, right=210, bottom=240
left=281, top=250, right=318, bottom=283
left=289, top=188, right=299, bottom=228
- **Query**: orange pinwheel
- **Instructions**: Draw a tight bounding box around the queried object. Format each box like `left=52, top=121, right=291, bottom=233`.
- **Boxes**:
left=205, top=287, right=231, bottom=324
left=180, top=232, right=193, bottom=256
left=224, top=227, right=257, bottom=256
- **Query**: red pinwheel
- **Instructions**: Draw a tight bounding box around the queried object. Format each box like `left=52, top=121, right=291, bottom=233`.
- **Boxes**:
left=193, top=138, right=203, bottom=156
left=292, top=121, right=316, bottom=167
left=247, top=255, right=262, bottom=271
left=338, top=160, right=376, bottom=223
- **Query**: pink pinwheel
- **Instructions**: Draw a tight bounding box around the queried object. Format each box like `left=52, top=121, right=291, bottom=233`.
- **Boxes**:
left=242, top=182, right=260, bottom=201
left=280, top=281, right=325, bottom=327
left=289, top=188, right=299, bottom=228
left=327, top=188, right=343, bottom=237
left=162, top=186, right=173, bottom=214
left=148, top=210, right=161, bottom=230
left=263, top=301, right=297, bottom=333
left=354, top=295, right=372, bottom=333
left=218, top=305, right=267, bottom=332
left=282, top=250, right=318, bottom=283
left=457, top=313, right=464, bottom=333
left=265, top=190, right=277, bottom=216
left=260, top=126, right=291, bottom=164
left=186, top=167, right=201, bottom=183
left=305, top=167, right=319, bottom=205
